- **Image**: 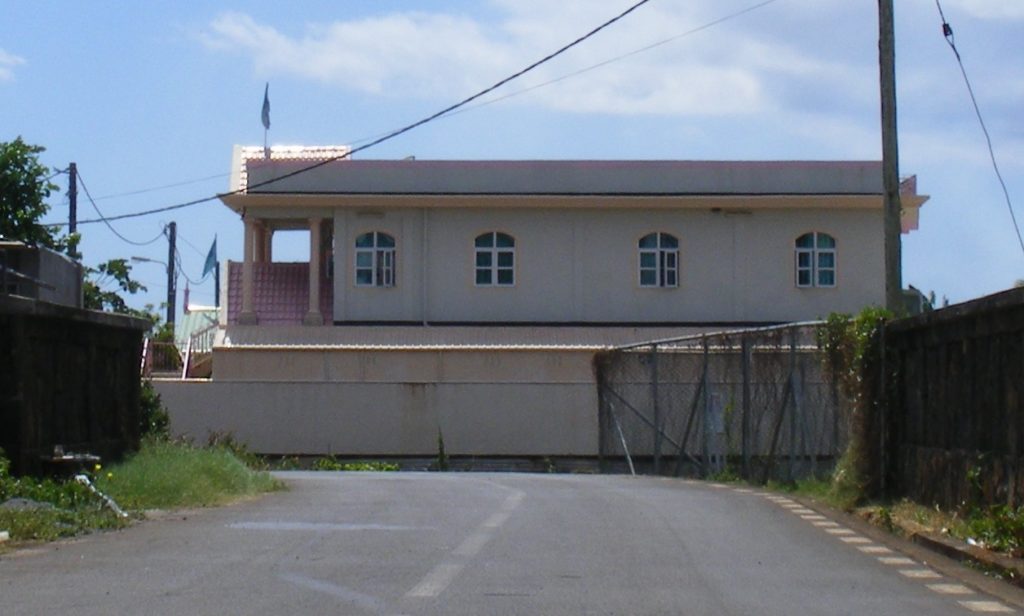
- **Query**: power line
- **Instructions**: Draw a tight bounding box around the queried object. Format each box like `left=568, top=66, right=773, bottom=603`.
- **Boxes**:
left=76, top=171, right=167, bottom=246
left=89, top=172, right=229, bottom=202
left=174, top=247, right=206, bottom=285
left=935, top=0, right=1024, bottom=258
left=351, top=0, right=780, bottom=140
left=63, top=0, right=654, bottom=226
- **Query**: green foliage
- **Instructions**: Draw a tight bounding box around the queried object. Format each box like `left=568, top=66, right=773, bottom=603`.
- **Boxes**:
left=95, top=440, right=282, bottom=510
left=965, top=506, right=1024, bottom=557
left=0, top=448, right=127, bottom=543
left=206, top=431, right=266, bottom=471
left=436, top=429, right=449, bottom=471
left=817, top=307, right=892, bottom=508
left=311, top=456, right=345, bottom=471
left=311, top=457, right=400, bottom=472
left=140, top=380, right=170, bottom=439
left=83, top=258, right=150, bottom=316
left=0, top=137, right=73, bottom=253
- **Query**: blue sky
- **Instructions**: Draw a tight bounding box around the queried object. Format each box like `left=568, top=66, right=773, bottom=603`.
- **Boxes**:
left=2, top=0, right=1022, bottom=317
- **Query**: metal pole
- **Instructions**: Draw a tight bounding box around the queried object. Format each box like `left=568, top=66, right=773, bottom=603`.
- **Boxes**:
left=879, top=0, right=903, bottom=312
left=788, top=330, right=798, bottom=482
left=741, top=337, right=752, bottom=480
left=651, top=344, right=661, bottom=475
left=701, top=337, right=711, bottom=478
left=68, top=163, right=77, bottom=236
left=166, top=222, right=177, bottom=328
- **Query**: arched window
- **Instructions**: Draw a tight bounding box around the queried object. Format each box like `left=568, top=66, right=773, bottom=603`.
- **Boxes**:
left=638, top=232, right=679, bottom=288
left=475, top=232, right=515, bottom=286
left=795, top=232, right=836, bottom=288
left=355, top=231, right=395, bottom=287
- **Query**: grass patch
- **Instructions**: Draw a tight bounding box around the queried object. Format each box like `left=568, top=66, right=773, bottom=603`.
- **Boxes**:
left=311, top=456, right=400, bottom=472
left=95, top=439, right=283, bottom=510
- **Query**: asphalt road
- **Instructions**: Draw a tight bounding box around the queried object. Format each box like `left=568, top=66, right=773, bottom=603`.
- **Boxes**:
left=1, top=472, right=1021, bottom=615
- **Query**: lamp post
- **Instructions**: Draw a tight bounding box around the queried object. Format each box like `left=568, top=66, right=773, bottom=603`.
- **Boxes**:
left=131, top=255, right=175, bottom=328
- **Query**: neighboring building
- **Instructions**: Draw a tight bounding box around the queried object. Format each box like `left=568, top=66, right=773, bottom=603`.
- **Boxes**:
left=0, top=241, right=84, bottom=308
left=154, top=146, right=928, bottom=458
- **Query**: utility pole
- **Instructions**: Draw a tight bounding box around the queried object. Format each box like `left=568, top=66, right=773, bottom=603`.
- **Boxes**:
left=879, top=0, right=903, bottom=313
left=166, top=221, right=177, bottom=328
left=68, top=163, right=77, bottom=235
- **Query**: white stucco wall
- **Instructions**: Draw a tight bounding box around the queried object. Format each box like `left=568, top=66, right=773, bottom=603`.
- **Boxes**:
left=329, top=205, right=883, bottom=324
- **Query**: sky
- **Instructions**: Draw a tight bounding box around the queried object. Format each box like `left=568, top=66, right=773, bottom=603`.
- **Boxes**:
left=1, top=0, right=1022, bottom=319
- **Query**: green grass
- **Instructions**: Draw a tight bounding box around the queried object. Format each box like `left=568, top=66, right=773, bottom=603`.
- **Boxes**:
left=95, top=439, right=284, bottom=510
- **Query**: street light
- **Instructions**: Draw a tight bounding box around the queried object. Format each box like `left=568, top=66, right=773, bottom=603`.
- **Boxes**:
left=131, top=255, right=175, bottom=327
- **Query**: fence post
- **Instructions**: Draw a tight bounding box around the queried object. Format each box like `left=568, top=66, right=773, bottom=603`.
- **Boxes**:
left=741, top=336, right=752, bottom=480
left=788, top=329, right=798, bottom=482
left=701, top=336, right=711, bottom=478
left=651, top=344, right=661, bottom=475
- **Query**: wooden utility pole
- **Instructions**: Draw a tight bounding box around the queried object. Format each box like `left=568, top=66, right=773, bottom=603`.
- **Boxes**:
left=68, top=163, right=77, bottom=235
left=879, top=0, right=903, bottom=313
left=166, top=221, right=177, bottom=328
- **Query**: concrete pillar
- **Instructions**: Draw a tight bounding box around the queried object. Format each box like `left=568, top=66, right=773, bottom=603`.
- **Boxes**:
left=303, top=217, right=324, bottom=326
left=253, top=223, right=266, bottom=263
left=239, top=217, right=258, bottom=324
left=264, top=227, right=273, bottom=263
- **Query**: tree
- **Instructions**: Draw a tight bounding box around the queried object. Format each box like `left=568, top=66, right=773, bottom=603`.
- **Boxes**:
left=0, top=137, right=72, bottom=251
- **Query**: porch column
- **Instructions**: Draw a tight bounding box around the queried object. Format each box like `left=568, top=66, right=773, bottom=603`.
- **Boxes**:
left=239, top=216, right=258, bottom=324
left=303, top=216, right=324, bottom=326
left=263, top=227, right=273, bottom=263
left=253, top=222, right=267, bottom=263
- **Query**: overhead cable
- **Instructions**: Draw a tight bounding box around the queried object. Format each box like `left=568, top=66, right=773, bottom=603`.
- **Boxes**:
left=76, top=171, right=167, bottom=246
left=64, top=0, right=655, bottom=225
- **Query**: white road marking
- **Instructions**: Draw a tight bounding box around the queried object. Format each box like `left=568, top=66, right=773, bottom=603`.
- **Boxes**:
left=926, top=583, right=974, bottom=595
left=406, top=563, right=465, bottom=598
left=840, top=536, right=872, bottom=544
left=826, top=528, right=855, bottom=535
left=405, top=487, right=525, bottom=599
left=791, top=508, right=816, bottom=515
left=813, top=521, right=840, bottom=528
left=279, top=572, right=399, bottom=615
left=709, top=483, right=728, bottom=489
left=958, top=600, right=1015, bottom=613
left=878, top=556, right=917, bottom=566
left=899, top=568, right=942, bottom=579
left=780, top=503, right=803, bottom=509
left=857, top=545, right=893, bottom=554
left=734, top=488, right=754, bottom=493
left=800, top=514, right=827, bottom=521
left=230, top=522, right=417, bottom=531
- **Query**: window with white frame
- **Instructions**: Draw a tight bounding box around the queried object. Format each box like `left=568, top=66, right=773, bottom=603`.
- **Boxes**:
left=638, top=232, right=679, bottom=288
left=354, top=231, right=395, bottom=287
left=474, top=232, right=515, bottom=286
left=795, top=232, right=836, bottom=287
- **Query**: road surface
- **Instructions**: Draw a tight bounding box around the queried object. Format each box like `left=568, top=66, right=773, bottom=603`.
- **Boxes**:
left=2, top=472, right=1020, bottom=615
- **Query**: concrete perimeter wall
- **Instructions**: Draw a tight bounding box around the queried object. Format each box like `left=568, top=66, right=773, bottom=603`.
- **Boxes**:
left=153, top=345, right=600, bottom=456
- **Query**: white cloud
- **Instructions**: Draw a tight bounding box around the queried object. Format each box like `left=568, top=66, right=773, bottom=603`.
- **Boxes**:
left=200, top=2, right=872, bottom=118
left=0, top=48, right=26, bottom=82
left=944, top=0, right=1024, bottom=20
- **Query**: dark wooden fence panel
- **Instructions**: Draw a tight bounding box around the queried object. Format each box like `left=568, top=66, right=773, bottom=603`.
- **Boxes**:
left=886, top=287, right=1024, bottom=510
left=0, top=295, right=149, bottom=475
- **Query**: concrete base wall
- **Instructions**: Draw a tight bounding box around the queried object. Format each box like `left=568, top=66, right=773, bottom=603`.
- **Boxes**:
left=153, top=380, right=597, bottom=456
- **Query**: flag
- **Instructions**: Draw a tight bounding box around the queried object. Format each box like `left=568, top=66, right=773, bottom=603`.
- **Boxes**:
left=261, top=83, right=271, bottom=130
left=202, top=237, right=217, bottom=279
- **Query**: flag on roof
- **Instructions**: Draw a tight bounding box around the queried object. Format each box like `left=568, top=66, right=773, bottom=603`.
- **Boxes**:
left=261, top=83, right=270, bottom=130
left=202, top=237, right=217, bottom=279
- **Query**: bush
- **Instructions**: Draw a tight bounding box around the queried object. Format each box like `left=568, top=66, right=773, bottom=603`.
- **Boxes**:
left=140, top=379, right=169, bottom=439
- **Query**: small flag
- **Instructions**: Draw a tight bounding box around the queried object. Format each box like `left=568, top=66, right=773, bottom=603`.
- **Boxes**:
left=261, top=83, right=271, bottom=130
left=202, top=237, right=217, bottom=279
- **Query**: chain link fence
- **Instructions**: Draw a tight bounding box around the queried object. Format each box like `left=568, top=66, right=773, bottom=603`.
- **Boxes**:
left=595, top=322, right=848, bottom=483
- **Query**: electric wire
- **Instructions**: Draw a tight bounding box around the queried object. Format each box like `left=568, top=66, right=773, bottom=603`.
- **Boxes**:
left=350, top=0, right=780, bottom=143
left=76, top=171, right=167, bottom=246
left=46, top=168, right=68, bottom=182
left=174, top=247, right=206, bottom=285
left=935, top=0, right=1024, bottom=258
left=90, top=172, right=230, bottom=202
left=63, top=0, right=655, bottom=226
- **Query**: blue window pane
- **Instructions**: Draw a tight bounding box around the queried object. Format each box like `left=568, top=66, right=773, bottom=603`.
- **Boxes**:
left=377, top=233, right=395, bottom=248
left=797, top=270, right=811, bottom=286
left=355, top=233, right=374, bottom=248
left=818, top=270, right=835, bottom=286
left=660, top=234, right=678, bottom=248
left=665, top=271, right=677, bottom=287
left=356, top=269, right=373, bottom=285
left=816, top=233, right=836, bottom=249
left=640, top=252, right=656, bottom=268
left=497, top=252, right=513, bottom=267
left=818, top=252, right=835, bottom=268
left=356, top=252, right=372, bottom=267
left=476, top=270, right=492, bottom=285
left=797, top=252, right=811, bottom=267
left=796, top=233, right=815, bottom=248
left=640, top=270, right=657, bottom=286
left=639, top=233, right=658, bottom=248
left=665, top=252, right=677, bottom=268
left=495, top=233, right=514, bottom=248
left=475, top=233, right=494, bottom=248
left=497, top=270, right=514, bottom=285
left=476, top=252, right=492, bottom=267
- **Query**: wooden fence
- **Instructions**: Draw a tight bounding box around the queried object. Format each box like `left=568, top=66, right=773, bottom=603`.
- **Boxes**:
left=0, top=295, right=149, bottom=475
left=885, top=287, right=1024, bottom=510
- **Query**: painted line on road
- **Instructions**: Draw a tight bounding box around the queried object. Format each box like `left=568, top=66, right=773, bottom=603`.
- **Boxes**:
left=825, top=528, right=855, bottom=535
left=839, top=536, right=872, bottom=545
left=878, top=556, right=917, bottom=566
left=927, top=583, right=975, bottom=596
left=404, top=487, right=526, bottom=600
left=857, top=545, right=893, bottom=554
left=800, top=514, right=827, bottom=521
left=958, top=600, right=1015, bottom=613
left=279, top=572, right=402, bottom=615
left=900, top=568, right=943, bottom=579
left=229, top=521, right=418, bottom=532
left=812, top=520, right=840, bottom=527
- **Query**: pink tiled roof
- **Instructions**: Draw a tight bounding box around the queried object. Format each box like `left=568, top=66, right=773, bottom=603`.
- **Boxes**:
left=236, top=145, right=351, bottom=192
left=227, top=262, right=332, bottom=325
